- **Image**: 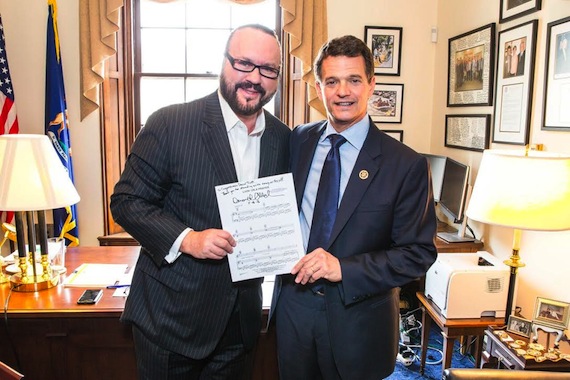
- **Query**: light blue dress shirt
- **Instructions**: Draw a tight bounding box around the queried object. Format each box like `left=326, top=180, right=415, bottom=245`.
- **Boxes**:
left=299, top=117, right=370, bottom=252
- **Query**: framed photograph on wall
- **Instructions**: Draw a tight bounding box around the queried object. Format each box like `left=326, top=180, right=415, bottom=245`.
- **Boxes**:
left=364, top=26, right=402, bottom=76
left=493, top=20, right=538, bottom=145
left=542, top=16, right=570, bottom=131
left=533, top=297, right=570, bottom=331
left=445, top=114, right=490, bottom=152
left=447, top=23, right=495, bottom=107
left=368, top=83, right=404, bottom=123
left=380, top=129, right=403, bottom=142
left=500, top=0, right=541, bottom=24
left=506, top=315, right=532, bottom=338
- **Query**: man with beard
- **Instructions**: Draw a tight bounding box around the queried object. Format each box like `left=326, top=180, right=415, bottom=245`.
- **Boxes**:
left=110, top=24, right=290, bottom=379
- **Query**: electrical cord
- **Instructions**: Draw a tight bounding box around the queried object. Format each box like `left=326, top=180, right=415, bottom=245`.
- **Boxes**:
left=454, top=335, right=477, bottom=362
left=3, top=284, right=23, bottom=372
left=398, top=309, right=444, bottom=367
left=399, top=343, right=443, bottom=366
left=399, top=309, right=478, bottom=369
left=466, top=223, right=477, bottom=240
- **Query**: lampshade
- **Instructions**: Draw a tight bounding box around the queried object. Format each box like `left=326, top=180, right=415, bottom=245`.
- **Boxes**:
left=466, top=149, right=570, bottom=231
left=0, top=134, right=80, bottom=211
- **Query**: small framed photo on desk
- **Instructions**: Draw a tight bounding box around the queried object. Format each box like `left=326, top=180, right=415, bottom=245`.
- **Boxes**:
left=507, top=315, right=532, bottom=338
left=533, top=297, right=570, bottom=330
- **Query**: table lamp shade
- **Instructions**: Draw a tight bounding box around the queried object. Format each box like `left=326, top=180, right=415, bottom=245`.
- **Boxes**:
left=0, top=134, right=80, bottom=211
left=466, top=149, right=570, bottom=231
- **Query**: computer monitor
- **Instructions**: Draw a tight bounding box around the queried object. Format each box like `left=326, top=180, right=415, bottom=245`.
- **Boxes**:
left=439, top=157, right=470, bottom=224
left=436, top=157, right=474, bottom=243
left=422, top=153, right=446, bottom=203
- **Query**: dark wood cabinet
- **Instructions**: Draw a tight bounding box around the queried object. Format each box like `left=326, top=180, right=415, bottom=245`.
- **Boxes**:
left=0, top=315, right=136, bottom=379
left=483, top=327, right=570, bottom=372
left=0, top=247, right=138, bottom=380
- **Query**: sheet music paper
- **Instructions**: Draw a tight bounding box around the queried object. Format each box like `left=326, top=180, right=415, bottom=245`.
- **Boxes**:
left=215, top=173, right=304, bottom=282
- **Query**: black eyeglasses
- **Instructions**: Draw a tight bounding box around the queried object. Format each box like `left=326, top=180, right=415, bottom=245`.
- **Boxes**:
left=225, top=53, right=280, bottom=79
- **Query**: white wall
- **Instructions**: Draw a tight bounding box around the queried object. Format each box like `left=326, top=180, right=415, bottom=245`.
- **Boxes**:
left=0, top=0, right=104, bottom=247
left=326, top=0, right=570, bottom=318
left=327, top=0, right=438, bottom=154
left=430, top=0, right=570, bottom=318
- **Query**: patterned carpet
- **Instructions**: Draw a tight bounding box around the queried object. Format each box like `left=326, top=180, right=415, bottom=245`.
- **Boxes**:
left=385, top=323, right=476, bottom=379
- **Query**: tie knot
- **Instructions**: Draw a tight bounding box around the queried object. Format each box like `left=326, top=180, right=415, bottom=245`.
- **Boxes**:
left=328, top=134, right=347, bottom=149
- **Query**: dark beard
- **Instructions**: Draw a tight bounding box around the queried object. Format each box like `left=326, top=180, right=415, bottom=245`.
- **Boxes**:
left=220, top=74, right=273, bottom=116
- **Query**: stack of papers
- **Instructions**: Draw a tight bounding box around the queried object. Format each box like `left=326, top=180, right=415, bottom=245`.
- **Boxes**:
left=63, top=263, right=130, bottom=288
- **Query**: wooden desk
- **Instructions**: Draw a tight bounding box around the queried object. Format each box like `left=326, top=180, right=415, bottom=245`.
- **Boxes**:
left=0, top=246, right=278, bottom=380
left=0, top=246, right=139, bottom=380
left=416, top=292, right=504, bottom=375
left=98, top=231, right=484, bottom=253
left=435, top=238, right=483, bottom=253
left=97, top=232, right=139, bottom=246
left=435, top=222, right=483, bottom=253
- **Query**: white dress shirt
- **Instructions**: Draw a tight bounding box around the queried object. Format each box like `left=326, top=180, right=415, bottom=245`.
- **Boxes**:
left=165, top=92, right=265, bottom=262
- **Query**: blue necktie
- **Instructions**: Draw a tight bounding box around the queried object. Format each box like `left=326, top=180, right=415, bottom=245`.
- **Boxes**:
left=307, top=134, right=347, bottom=253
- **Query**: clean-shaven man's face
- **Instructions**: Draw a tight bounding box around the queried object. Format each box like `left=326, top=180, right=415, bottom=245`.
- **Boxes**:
left=316, top=55, right=375, bottom=132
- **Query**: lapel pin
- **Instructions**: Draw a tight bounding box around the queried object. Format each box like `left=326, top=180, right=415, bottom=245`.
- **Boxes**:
left=359, top=170, right=369, bottom=180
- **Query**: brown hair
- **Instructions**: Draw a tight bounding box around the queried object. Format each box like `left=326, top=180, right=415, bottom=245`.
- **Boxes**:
left=314, top=35, right=374, bottom=82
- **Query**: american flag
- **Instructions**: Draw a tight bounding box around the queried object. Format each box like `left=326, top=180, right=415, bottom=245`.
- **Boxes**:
left=0, top=14, right=19, bottom=225
left=0, top=16, right=18, bottom=135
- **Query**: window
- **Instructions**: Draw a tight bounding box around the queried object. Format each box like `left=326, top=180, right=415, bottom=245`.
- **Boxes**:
left=101, top=0, right=288, bottom=235
left=134, top=0, right=279, bottom=131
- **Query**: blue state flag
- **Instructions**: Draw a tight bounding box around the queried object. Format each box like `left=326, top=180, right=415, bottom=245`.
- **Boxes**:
left=45, top=0, right=79, bottom=246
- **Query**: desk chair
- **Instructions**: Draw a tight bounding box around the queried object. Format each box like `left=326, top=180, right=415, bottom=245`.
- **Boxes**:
left=0, top=361, right=24, bottom=380
left=443, top=368, right=569, bottom=379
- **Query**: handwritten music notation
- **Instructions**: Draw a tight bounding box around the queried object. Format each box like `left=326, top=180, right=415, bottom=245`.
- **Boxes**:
left=234, top=223, right=295, bottom=244
left=236, top=245, right=300, bottom=272
left=231, top=203, right=291, bottom=223
left=215, top=173, right=304, bottom=282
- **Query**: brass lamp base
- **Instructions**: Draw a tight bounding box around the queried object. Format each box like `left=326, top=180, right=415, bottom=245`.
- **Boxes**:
left=10, top=272, right=59, bottom=292
left=504, top=250, right=526, bottom=269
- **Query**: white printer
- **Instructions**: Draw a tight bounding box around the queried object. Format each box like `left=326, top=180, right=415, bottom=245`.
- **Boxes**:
left=424, top=251, right=509, bottom=319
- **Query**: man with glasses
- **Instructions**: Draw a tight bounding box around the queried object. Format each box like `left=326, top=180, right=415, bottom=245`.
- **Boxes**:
left=111, top=24, right=289, bottom=379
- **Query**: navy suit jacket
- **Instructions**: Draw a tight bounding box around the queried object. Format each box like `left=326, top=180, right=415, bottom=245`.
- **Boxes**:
left=111, top=92, right=290, bottom=359
left=272, top=119, right=437, bottom=379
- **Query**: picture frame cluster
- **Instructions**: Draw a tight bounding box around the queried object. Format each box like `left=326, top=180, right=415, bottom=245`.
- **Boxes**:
left=444, top=1, right=570, bottom=151
left=366, top=1, right=570, bottom=149
left=364, top=26, right=405, bottom=141
left=507, top=297, right=570, bottom=343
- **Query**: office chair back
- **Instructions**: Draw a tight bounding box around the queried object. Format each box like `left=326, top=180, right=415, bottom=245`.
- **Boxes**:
left=0, top=361, right=24, bottom=380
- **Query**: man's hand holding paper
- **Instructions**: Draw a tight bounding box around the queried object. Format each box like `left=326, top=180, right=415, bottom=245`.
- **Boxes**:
left=215, top=173, right=304, bottom=282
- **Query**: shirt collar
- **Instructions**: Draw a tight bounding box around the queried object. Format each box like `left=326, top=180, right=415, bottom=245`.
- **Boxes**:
left=218, top=91, right=266, bottom=135
left=322, top=116, right=370, bottom=150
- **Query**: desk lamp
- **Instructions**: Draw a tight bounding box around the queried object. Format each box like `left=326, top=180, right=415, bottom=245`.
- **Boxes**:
left=0, top=134, right=80, bottom=291
left=466, top=149, right=570, bottom=319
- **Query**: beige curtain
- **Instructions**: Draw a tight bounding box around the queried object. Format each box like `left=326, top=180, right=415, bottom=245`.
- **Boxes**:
left=280, top=0, right=327, bottom=115
left=79, top=0, right=123, bottom=121
left=229, top=0, right=266, bottom=3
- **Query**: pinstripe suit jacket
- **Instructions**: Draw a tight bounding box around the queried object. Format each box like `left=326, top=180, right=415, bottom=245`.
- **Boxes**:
left=110, top=92, right=290, bottom=359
